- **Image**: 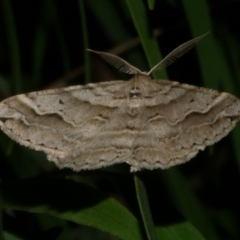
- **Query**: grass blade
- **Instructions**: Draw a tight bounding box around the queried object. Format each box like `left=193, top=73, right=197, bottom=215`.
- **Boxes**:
left=134, top=173, right=158, bottom=240
left=125, top=0, right=167, bottom=79
left=182, top=0, right=218, bottom=89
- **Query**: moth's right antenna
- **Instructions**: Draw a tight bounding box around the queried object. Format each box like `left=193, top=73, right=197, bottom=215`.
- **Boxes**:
left=147, top=32, right=209, bottom=76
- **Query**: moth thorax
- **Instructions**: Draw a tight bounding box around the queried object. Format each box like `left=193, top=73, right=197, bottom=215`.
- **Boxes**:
left=129, top=87, right=141, bottom=99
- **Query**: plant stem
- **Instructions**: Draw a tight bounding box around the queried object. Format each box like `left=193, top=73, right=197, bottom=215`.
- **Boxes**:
left=134, top=173, right=158, bottom=240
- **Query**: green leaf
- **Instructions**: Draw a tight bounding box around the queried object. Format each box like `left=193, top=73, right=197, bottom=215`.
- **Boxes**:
left=2, top=177, right=143, bottom=240
left=156, top=222, right=205, bottom=240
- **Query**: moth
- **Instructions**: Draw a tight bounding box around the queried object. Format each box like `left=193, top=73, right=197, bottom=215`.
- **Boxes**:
left=0, top=33, right=240, bottom=172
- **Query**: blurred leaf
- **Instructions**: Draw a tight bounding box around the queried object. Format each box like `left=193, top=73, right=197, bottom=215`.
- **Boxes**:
left=213, top=210, right=240, bottom=239
left=3, top=177, right=143, bottom=240
left=182, top=0, right=218, bottom=89
left=56, top=226, right=105, bottom=240
left=156, top=222, right=205, bottom=240
left=4, top=231, right=25, bottom=240
left=214, top=41, right=240, bottom=172
left=0, top=75, right=10, bottom=96
left=161, top=168, right=220, bottom=240
left=222, top=32, right=240, bottom=85
left=86, top=0, right=131, bottom=43
left=165, top=0, right=177, bottom=7
left=147, top=0, right=155, bottom=10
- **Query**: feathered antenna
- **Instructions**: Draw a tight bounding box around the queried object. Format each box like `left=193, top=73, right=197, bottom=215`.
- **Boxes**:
left=88, top=32, right=208, bottom=76
left=147, top=32, right=209, bottom=75
left=87, top=49, right=147, bottom=75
